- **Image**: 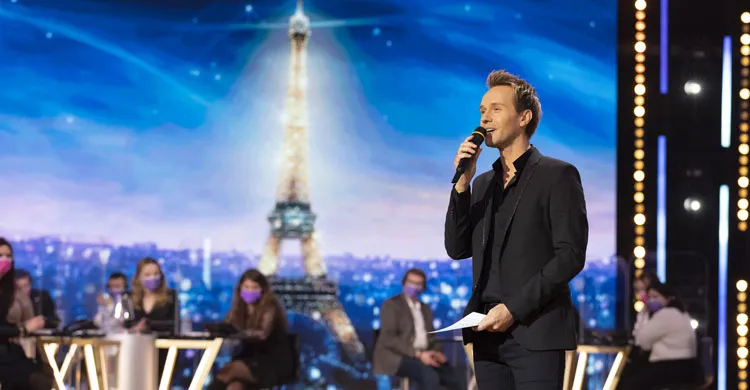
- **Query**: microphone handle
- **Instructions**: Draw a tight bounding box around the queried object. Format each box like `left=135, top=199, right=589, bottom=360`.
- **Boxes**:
left=451, top=165, right=466, bottom=184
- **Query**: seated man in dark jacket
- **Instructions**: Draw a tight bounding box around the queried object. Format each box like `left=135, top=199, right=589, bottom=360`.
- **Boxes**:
left=373, top=268, right=464, bottom=390
left=14, top=269, right=59, bottom=327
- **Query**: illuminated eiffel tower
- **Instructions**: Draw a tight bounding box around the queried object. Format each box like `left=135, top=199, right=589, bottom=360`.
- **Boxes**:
left=257, top=0, right=365, bottom=359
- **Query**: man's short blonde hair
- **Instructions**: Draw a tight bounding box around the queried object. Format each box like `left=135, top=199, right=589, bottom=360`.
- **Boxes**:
left=486, top=70, right=542, bottom=138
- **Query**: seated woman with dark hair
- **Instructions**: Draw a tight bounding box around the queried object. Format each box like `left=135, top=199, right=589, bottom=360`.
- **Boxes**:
left=208, top=269, right=293, bottom=390
left=622, top=283, right=701, bottom=389
left=0, top=238, right=54, bottom=390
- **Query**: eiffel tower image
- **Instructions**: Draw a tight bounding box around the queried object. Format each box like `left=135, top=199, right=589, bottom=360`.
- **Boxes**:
left=257, top=0, right=365, bottom=360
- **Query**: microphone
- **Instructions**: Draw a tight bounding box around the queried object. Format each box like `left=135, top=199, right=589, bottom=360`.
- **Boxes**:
left=451, top=126, right=487, bottom=184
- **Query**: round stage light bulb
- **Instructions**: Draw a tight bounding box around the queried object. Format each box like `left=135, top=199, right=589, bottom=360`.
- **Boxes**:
left=634, top=0, right=646, bottom=11
left=740, top=313, right=749, bottom=325
left=634, top=213, right=646, bottom=225
left=634, top=106, right=645, bottom=117
left=741, top=280, right=750, bottom=293
left=741, top=347, right=750, bottom=359
left=634, top=41, right=646, bottom=53
left=739, top=209, right=749, bottom=222
left=740, top=176, right=750, bottom=189
left=742, top=89, right=750, bottom=100
left=634, top=84, right=646, bottom=95
left=634, top=300, right=645, bottom=312
left=743, top=34, right=750, bottom=46
left=742, top=144, right=750, bottom=155
left=683, top=198, right=702, bottom=212
left=740, top=199, right=749, bottom=210
left=741, top=325, right=749, bottom=337
left=633, top=170, right=645, bottom=181
left=743, top=12, right=750, bottom=24
left=684, top=81, right=702, bottom=95
left=634, top=192, right=644, bottom=203
left=633, top=246, right=646, bottom=258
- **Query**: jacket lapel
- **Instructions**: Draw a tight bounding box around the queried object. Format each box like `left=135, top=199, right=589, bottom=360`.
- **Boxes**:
left=492, top=148, right=542, bottom=256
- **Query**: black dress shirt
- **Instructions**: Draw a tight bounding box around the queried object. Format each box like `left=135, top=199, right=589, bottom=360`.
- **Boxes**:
left=479, top=148, right=533, bottom=303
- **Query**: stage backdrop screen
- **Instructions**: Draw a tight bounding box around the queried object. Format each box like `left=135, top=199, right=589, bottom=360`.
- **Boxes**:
left=0, top=0, right=616, bottom=388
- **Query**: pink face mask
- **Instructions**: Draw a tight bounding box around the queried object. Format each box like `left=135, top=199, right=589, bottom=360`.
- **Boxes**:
left=0, top=258, right=12, bottom=278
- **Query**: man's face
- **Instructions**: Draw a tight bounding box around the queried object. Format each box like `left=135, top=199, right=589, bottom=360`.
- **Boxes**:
left=479, top=86, right=529, bottom=149
left=107, top=277, right=126, bottom=292
left=15, top=276, right=31, bottom=296
left=404, top=273, right=426, bottom=290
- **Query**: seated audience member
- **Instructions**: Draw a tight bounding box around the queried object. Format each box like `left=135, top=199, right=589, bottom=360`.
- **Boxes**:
left=14, top=268, right=59, bottom=326
left=373, top=268, right=463, bottom=390
left=208, top=269, right=293, bottom=390
left=130, top=257, right=176, bottom=333
left=632, top=269, right=659, bottom=333
left=0, top=238, right=53, bottom=390
left=94, top=272, right=129, bottom=328
left=621, top=283, right=700, bottom=389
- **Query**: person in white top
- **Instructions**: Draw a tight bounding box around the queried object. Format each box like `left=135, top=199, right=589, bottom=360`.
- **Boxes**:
left=621, top=283, right=702, bottom=389
left=372, top=268, right=464, bottom=390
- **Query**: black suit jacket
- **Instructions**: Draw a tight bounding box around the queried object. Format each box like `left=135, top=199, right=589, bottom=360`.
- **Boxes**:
left=30, top=289, right=59, bottom=325
left=444, top=147, right=588, bottom=350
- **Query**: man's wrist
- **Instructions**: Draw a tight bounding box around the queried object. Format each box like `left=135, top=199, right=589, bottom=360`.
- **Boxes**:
left=454, top=183, right=469, bottom=193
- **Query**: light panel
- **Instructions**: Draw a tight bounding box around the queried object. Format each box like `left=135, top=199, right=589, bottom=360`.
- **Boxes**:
left=633, top=0, right=648, bottom=311
left=740, top=279, right=749, bottom=390
left=740, top=14, right=750, bottom=232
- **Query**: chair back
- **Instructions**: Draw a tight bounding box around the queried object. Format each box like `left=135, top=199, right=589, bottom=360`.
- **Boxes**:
left=281, top=333, right=301, bottom=385
left=698, top=336, right=714, bottom=388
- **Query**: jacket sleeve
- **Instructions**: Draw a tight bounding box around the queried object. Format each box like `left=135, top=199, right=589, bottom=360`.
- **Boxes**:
left=425, top=308, right=442, bottom=352
left=444, top=186, right=473, bottom=260
left=504, top=165, right=588, bottom=323
left=379, top=300, right=414, bottom=357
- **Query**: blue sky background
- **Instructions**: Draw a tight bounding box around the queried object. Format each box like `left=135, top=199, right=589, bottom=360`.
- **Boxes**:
left=0, top=0, right=616, bottom=260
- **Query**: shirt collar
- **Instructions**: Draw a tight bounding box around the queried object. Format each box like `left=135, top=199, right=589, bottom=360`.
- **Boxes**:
left=492, top=145, right=534, bottom=176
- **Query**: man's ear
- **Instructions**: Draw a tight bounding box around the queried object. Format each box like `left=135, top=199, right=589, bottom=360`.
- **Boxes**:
left=519, top=109, right=533, bottom=128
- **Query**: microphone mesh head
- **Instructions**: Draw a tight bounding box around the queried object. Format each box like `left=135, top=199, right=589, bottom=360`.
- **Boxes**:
left=474, top=126, right=487, bottom=137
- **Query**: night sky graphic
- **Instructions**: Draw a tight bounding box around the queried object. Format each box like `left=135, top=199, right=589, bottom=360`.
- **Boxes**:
left=0, top=0, right=617, bottom=388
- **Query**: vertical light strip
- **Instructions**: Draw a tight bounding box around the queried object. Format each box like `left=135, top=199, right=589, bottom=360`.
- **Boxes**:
left=659, top=0, right=668, bottom=94
left=656, top=136, right=666, bottom=282
left=633, top=0, right=648, bottom=314
left=723, top=36, right=733, bottom=148
left=738, top=279, right=749, bottom=390
left=739, top=14, right=750, bottom=232
left=719, top=184, right=729, bottom=390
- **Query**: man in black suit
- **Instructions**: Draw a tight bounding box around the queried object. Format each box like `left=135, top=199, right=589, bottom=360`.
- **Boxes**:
left=445, top=70, right=588, bottom=389
left=15, top=269, right=60, bottom=326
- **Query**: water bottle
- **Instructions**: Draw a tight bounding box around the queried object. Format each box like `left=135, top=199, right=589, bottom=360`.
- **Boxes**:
left=180, top=314, right=192, bottom=335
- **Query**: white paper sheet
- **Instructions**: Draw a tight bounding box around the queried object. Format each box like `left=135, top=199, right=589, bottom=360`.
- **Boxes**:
left=428, top=312, right=487, bottom=333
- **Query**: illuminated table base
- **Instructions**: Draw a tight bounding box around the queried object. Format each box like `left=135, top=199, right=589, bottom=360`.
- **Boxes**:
left=563, top=345, right=631, bottom=390
left=36, top=337, right=119, bottom=390
left=155, top=338, right=224, bottom=390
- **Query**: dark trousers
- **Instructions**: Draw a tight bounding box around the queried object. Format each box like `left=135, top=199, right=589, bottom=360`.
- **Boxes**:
left=473, top=332, right=565, bottom=390
left=395, top=356, right=464, bottom=390
left=619, top=358, right=702, bottom=390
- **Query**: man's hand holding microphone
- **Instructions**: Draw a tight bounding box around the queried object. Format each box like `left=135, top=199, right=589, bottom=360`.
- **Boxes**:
left=452, top=127, right=486, bottom=192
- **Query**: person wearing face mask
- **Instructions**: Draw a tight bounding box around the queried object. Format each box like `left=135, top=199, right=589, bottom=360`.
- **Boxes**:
left=208, top=269, right=293, bottom=390
left=130, top=257, right=176, bottom=334
left=632, top=269, right=658, bottom=334
left=620, top=283, right=701, bottom=389
left=373, top=268, right=464, bottom=390
left=93, top=272, right=129, bottom=329
left=0, top=237, right=54, bottom=390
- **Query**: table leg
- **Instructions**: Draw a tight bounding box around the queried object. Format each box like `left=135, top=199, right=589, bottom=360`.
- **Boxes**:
left=571, top=352, right=588, bottom=390
left=43, top=343, right=78, bottom=390
left=158, top=346, right=179, bottom=390
left=603, top=350, right=630, bottom=390
left=188, top=340, right=223, bottom=390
